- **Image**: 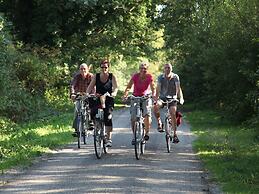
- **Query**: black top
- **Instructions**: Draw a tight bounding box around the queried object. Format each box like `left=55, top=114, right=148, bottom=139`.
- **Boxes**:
left=96, top=73, right=113, bottom=95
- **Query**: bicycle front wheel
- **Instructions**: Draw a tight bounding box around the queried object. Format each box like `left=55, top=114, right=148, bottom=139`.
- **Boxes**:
left=94, top=120, right=104, bottom=159
left=165, top=117, right=171, bottom=153
left=77, top=116, right=83, bottom=148
left=134, top=121, right=143, bottom=160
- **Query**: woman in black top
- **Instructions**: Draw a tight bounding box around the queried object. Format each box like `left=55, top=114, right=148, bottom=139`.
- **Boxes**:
left=86, top=60, right=118, bottom=147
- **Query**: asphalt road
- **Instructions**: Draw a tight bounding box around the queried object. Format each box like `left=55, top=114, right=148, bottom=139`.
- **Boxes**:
left=0, top=108, right=221, bottom=194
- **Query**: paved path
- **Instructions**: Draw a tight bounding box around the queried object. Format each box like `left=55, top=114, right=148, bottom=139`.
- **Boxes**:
left=0, top=108, right=221, bottom=193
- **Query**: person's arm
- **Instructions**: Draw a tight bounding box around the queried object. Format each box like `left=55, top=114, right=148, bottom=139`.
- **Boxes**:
left=155, top=82, right=161, bottom=102
left=111, top=74, right=118, bottom=97
left=70, top=74, right=78, bottom=101
left=88, top=74, right=96, bottom=94
left=123, top=79, right=134, bottom=99
left=176, top=84, right=184, bottom=104
left=179, top=86, right=184, bottom=104
left=86, top=74, right=96, bottom=94
left=150, top=78, right=156, bottom=99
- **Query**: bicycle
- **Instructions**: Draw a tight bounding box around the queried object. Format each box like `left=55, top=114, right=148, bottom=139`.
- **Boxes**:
left=129, top=95, right=151, bottom=160
left=74, top=93, right=94, bottom=149
left=159, top=96, right=179, bottom=153
left=93, top=92, right=113, bottom=159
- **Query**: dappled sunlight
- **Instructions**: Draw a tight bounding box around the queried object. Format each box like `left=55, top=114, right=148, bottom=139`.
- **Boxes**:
left=198, top=150, right=222, bottom=156
left=1, top=112, right=210, bottom=193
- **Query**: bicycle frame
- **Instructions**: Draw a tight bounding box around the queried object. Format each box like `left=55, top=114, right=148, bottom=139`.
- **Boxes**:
left=93, top=93, right=112, bottom=159
left=75, top=94, right=92, bottom=148
left=95, top=108, right=106, bottom=139
left=130, top=95, right=150, bottom=160
left=160, top=96, right=178, bottom=153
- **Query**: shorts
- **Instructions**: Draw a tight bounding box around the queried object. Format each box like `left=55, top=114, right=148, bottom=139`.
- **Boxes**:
left=89, top=97, right=114, bottom=127
left=130, top=97, right=152, bottom=121
left=158, top=97, right=177, bottom=108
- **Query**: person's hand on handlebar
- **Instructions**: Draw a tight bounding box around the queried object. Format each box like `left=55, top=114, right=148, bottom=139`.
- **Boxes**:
left=180, top=98, right=184, bottom=105
left=71, top=93, right=76, bottom=102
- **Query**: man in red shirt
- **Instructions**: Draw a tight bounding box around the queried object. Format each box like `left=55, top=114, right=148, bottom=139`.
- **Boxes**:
left=70, top=63, right=93, bottom=100
left=70, top=63, right=94, bottom=136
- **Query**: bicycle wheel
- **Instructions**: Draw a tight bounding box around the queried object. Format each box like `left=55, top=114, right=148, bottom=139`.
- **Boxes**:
left=102, top=125, right=109, bottom=154
left=134, top=121, right=143, bottom=160
left=141, top=123, right=145, bottom=154
left=83, top=114, right=88, bottom=145
left=141, top=140, right=145, bottom=154
left=94, top=120, right=103, bottom=159
left=77, top=116, right=82, bottom=148
left=165, top=117, right=171, bottom=153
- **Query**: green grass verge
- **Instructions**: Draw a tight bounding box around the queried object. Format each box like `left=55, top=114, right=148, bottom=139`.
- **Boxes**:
left=0, top=102, right=125, bottom=172
left=0, top=113, right=74, bottom=171
left=186, top=110, right=259, bottom=193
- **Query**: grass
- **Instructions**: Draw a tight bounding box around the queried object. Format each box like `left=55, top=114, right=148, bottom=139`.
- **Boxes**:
left=0, top=113, right=74, bottom=171
left=0, top=101, right=125, bottom=172
left=186, top=110, right=259, bottom=194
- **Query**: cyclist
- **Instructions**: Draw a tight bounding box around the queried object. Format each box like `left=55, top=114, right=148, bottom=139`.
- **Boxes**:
left=123, top=62, right=155, bottom=145
left=70, top=63, right=94, bottom=137
left=153, top=63, right=184, bottom=143
left=86, top=59, right=118, bottom=147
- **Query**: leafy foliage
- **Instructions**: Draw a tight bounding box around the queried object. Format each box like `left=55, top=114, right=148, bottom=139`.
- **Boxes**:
left=159, top=0, right=259, bottom=122
left=1, top=0, right=258, bottom=123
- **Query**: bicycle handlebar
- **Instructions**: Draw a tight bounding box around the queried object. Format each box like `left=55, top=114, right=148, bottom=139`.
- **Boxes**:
left=75, top=93, right=96, bottom=101
left=128, top=94, right=151, bottom=101
left=102, top=92, right=114, bottom=99
left=159, top=96, right=179, bottom=104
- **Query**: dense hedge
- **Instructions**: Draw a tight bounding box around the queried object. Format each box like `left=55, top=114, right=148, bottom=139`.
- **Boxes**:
left=161, top=0, right=259, bottom=123
left=0, top=15, right=70, bottom=122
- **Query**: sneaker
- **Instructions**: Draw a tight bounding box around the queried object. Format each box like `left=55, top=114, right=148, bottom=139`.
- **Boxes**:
left=106, top=139, right=112, bottom=147
left=144, top=134, right=149, bottom=141
left=131, top=139, right=136, bottom=145
left=173, top=135, right=179, bottom=144
left=157, top=124, right=164, bottom=133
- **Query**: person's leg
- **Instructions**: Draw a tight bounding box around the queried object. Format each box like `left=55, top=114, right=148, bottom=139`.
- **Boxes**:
left=72, top=101, right=79, bottom=136
left=153, top=103, right=163, bottom=129
left=105, top=124, right=113, bottom=147
left=169, top=105, right=177, bottom=135
left=104, top=107, right=113, bottom=147
left=142, top=98, right=152, bottom=141
left=106, top=126, right=112, bottom=139
left=130, top=100, right=137, bottom=144
left=169, top=105, right=179, bottom=143
left=144, top=115, right=151, bottom=135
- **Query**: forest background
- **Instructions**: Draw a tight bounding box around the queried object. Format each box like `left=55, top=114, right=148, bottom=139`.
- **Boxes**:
left=0, top=1, right=258, bottom=141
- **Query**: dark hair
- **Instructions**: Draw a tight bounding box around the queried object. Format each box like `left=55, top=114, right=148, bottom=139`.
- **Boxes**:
left=100, top=59, right=109, bottom=67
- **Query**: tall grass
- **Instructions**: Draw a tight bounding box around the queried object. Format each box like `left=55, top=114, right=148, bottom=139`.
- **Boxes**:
left=0, top=113, right=74, bottom=171
left=186, top=110, right=259, bottom=193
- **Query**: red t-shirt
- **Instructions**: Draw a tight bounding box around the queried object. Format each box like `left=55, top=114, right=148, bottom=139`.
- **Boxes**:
left=132, top=73, right=153, bottom=96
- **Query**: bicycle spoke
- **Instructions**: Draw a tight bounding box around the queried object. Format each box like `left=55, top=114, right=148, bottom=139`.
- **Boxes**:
left=134, top=122, right=142, bottom=160
left=165, top=118, right=172, bottom=153
left=94, top=120, right=105, bottom=159
left=94, top=123, right=103, bottom=159
left=77, top=116, right=82, bottom=148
